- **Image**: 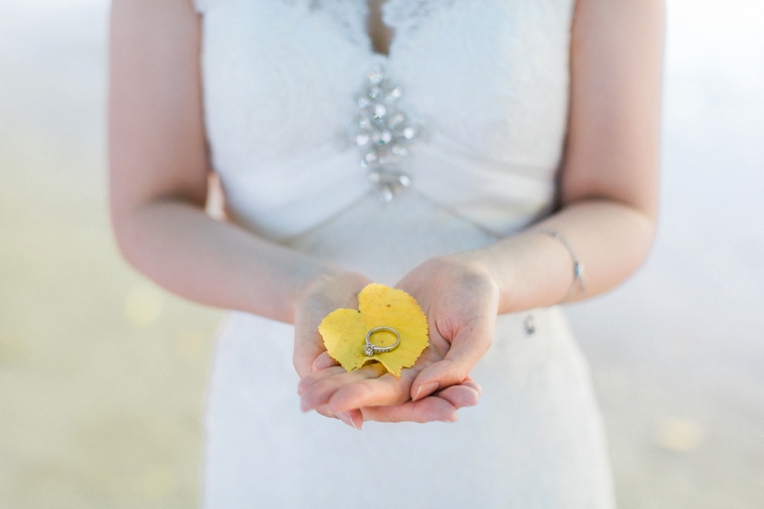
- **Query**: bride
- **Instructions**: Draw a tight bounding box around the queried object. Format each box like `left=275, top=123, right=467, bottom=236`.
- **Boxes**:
left=108, top=0, right=664, bottom=507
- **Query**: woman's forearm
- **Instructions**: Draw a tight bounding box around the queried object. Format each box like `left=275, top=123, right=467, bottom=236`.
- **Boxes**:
left=112, top=199, right=355, bottom=324
left=464, top=198, right=656, bottom=314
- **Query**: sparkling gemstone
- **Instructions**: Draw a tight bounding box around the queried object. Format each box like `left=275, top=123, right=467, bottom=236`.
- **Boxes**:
left=363, top=344, right=375, bottom=357
left=374, top=104, right=387, bottom=118
left=391, top=144, right=408, bottom=157
left=368, top=70, right=384, bottom=85
left=387, top=87, right=402, bottom=101
left=380, top=186, right=395, bottom=203
left=389, top=112, right=405, bottom=127
left=348, top=66, right=424, bottom=202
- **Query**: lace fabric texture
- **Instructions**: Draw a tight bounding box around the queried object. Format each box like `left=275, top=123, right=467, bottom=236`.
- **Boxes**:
left=194, top=0, right=573, bottom=239
left=193, top=1, right=616, bottom=508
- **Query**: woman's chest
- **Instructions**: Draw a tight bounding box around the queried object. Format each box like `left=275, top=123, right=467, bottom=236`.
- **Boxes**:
left=199, top=0, right=575, bottom=167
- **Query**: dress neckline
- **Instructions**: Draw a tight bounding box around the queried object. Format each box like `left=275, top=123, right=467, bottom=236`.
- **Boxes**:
left=312, top=0, right=446, bottom=65
left=362, top=0, right=397, bottom=61
left=365, top=0, right=395, bottom=58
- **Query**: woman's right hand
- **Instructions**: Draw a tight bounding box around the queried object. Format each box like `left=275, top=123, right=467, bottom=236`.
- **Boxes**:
left=293, top=270, right=376, bottom=425
left=292, top=270, right=372, bottom=381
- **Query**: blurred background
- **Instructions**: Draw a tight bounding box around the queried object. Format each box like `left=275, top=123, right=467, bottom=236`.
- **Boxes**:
left=0, top=0, right=762, bottom=507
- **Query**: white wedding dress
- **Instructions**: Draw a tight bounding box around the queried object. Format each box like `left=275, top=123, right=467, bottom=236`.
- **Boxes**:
left=193, top=0, right=616, bottom=507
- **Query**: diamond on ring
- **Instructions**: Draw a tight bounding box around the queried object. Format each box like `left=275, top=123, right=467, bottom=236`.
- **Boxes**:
left=363, top=326, right=402, bottom=357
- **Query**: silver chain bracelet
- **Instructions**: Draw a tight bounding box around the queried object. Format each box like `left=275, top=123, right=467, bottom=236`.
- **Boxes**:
left=535, top=229, right=586, bottom=304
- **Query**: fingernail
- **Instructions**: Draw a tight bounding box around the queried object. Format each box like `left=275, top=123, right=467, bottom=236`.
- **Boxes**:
left=338, top=412, right=360, bottom=430
left=439, top=413, right=459, bottom=423
left=413, top=381, right=440, bottom=401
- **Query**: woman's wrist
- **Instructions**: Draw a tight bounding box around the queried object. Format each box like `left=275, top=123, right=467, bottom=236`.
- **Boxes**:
left=438, top=249, right=507, bottom=312
left=445, top=200, right=657, bottom=316
left=446, top=233, right=558, bottom=315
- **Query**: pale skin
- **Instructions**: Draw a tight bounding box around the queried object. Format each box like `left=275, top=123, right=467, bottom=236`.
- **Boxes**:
left=109, top=0, right=664, bottom=428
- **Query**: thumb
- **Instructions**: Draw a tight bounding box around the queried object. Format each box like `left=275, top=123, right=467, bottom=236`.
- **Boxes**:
left=410, top=321, right=493, bottom=401
left=293, top=327, right=324, bottom=379
left=312, top=351, right=339, bottom=371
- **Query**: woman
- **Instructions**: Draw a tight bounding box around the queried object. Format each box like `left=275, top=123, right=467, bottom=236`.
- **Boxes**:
left=109, top=0, right=663, bottom=507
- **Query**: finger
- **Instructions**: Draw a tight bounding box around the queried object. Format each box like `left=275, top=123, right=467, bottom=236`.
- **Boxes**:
left=315, top=405, right=336, bottom=419
left=459, top=376, right=483, bottom=397
left=411, top=322, right=493, bottom=401
left=326, top=369, right=418, bottom=413
left=300, top=363, right=386, bottom=412
left=335, top=409, right=363, bottom=430
left=312, top=352, right=339, bottom=372
left=361, top=397, right=458, bottom=423
left=436, top=384, right=481, bottom=409
left=293, top=327, right=324, bottom=379
left=297, top=365, right=346, bottom=397
left=314, top=405, right=364, bottom=430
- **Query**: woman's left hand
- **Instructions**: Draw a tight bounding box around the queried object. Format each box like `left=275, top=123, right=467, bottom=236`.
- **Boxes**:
left=298, top=253, right=500, bottom=426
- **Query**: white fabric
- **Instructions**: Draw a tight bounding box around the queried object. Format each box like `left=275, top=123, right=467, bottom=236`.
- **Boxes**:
left=197, top=1, right=617, bottom=507
left=197, top=0, right=571, bottom=239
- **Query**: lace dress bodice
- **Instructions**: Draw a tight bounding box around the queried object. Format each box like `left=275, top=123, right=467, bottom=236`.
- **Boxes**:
left=194, top=0, right=574, bottom=240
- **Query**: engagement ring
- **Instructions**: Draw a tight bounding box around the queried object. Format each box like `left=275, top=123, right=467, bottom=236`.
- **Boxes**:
left=363, top=326, right=401, bottom=356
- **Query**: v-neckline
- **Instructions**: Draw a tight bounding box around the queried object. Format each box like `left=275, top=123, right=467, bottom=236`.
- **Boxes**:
left=364, top=0, right=396, bottom=60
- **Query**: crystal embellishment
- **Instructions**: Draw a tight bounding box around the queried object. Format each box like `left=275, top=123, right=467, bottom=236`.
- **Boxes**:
left=347, top=66, right=422, bottom=202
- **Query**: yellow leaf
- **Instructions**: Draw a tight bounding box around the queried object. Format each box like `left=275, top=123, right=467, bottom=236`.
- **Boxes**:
left=318, top=284, right=429, bottom=377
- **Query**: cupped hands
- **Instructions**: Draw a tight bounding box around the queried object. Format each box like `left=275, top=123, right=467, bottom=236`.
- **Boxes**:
left=295, top=254, right=500, bottom=428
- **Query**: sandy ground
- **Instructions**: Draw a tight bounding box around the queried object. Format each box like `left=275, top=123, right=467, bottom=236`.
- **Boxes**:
left=0, top=1, right=762, bottom=508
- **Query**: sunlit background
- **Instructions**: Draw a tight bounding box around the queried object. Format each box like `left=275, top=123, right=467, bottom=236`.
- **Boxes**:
left=1, top=1, right=762, bottom=507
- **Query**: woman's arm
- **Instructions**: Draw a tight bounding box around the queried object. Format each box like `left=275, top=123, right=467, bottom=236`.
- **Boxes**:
left=111, top=0, right=374, bottom=389
left=109, top=0, right=478, bottom=424
left=299, top=0, right=665, bottom=415
left=109, top=0, right=370, bottom=378
left=487, top=0, right=664, bottom=311
left=109, top=0, right=340, bottom=324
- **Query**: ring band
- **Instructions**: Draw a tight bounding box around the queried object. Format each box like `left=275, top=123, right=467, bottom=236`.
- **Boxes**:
left=363, top=326, right=401, bottom=356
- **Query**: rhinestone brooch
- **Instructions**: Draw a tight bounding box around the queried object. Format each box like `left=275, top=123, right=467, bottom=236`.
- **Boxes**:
left=347, top=67, right=423, bottom=202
